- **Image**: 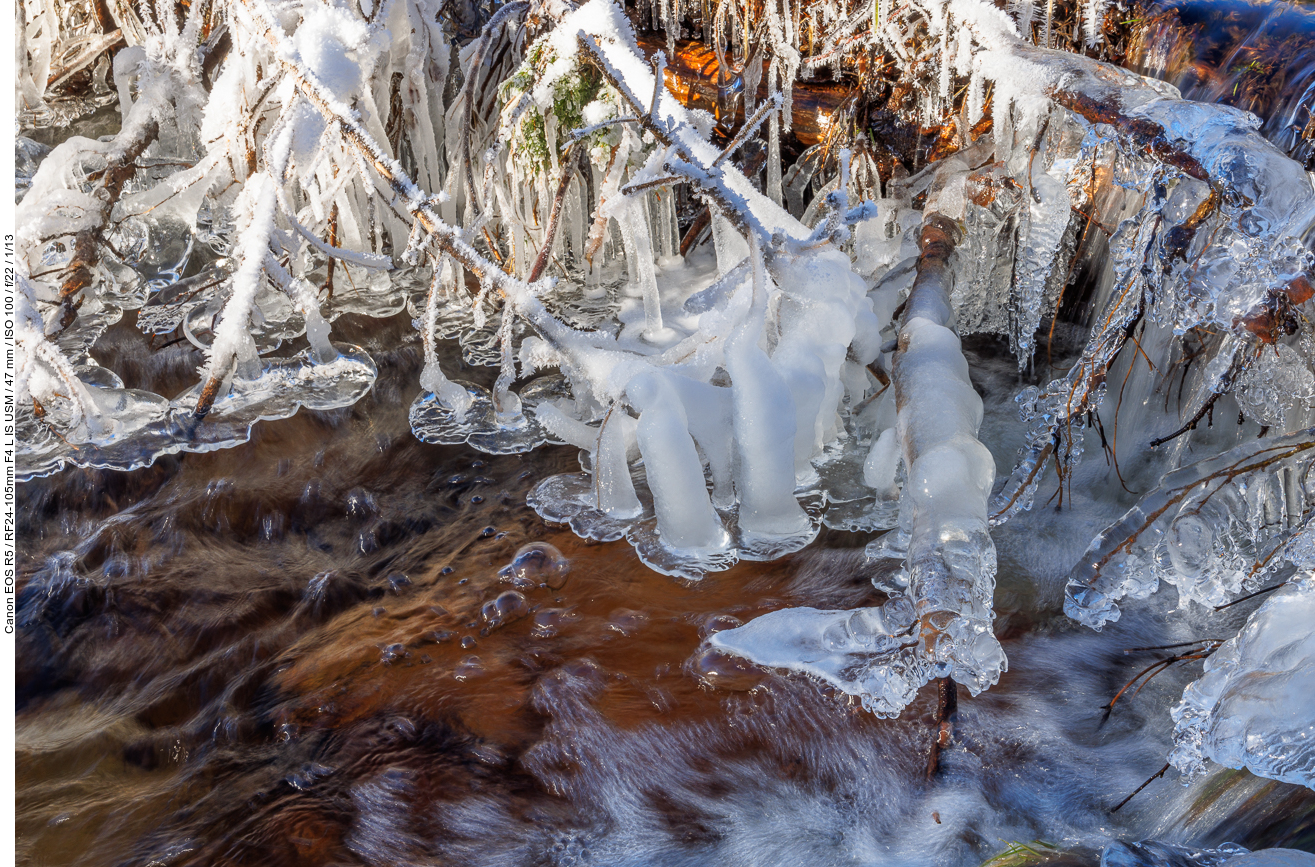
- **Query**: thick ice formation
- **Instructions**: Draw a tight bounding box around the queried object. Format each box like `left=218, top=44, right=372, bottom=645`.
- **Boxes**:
left=1065, top=430, right=1315, bottom=629
left=1168, top=575, right=1315, bottom=788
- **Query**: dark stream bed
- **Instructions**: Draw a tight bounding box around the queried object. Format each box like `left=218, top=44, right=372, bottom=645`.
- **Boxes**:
left=15, top=309, right=1315, bottom=866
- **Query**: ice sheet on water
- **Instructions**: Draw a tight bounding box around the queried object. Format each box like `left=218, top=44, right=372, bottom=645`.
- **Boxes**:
left=183, top=282, right=305, bottom=354
left=707, top=599, right=923, bottom=717
left=408, top=374, right=570, bottom=454
left=18, top=344, right=376, bottom=480
left=1168, top=575, right=1315, bottom=788
left=527, top=472, right=645, bottom=543
left=135, top=264, right=229, bottom=336
left=816, top=430, right=902, bottom=533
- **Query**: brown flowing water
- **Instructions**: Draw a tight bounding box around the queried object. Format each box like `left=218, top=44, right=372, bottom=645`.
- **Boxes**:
left=16, top=305, right=1315, bottom=866
left=16, top=18, right=1315, bottom=866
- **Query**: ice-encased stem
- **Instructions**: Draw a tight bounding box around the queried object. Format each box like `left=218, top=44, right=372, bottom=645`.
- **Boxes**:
left=892, top=213, right=1004, bottom=694
left=195, top=171, right=279, bottom=418
left=595, top=407, right=643, bottom=518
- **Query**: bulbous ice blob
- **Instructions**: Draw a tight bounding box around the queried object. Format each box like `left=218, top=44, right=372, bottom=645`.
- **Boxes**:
left=1166, top=511, right=1215, bottom=580
left=1170, top=576, right=1315, bottom=788
left=498, top=542, right=571, bottom=590
left=725, top=328, right=810, bottom=541
left=481, top=590, right=529, bottom=629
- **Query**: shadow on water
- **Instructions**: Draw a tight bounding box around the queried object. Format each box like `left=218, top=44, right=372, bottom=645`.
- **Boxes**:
left=15, top=311, right=1315, bottom=866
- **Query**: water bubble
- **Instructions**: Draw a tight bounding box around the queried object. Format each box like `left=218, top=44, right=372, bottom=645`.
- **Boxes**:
left=101, top=556, right=132, bottom=581
left=498, top=543, right=570, bottom=590
left=688, top=646, right=762, bottom=691
left=440, top=566, right=455, bottom=576
left=259, top=510, right=286, bottom=542
left=201, top=478, right=235, bottom=532
left=531, top=607, right=579, bottom=638
left=300, top=480, right=321, bottom=506
left=381, top=643, right=407, bottom=663
left=607, top=608, right=648, bottom=637
left=305, top=572, right=333, bottom=602
left=286, top=763, right=335, bottom=791
left=699, top=614, right=743, bottom=639
left=482, top=590, right=530, bottom=628
left=480, top=526, right=497, bottom=538
left=454, top=655, right=484, bottom=681
left=461, top=635, right=477, bottom=649
left=470, top=495, right=485, bottom=505
left=387, top=572, right=412, bottom=593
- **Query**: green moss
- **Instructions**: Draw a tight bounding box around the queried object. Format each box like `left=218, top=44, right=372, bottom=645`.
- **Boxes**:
left=497, top=38, right=621, bottom=174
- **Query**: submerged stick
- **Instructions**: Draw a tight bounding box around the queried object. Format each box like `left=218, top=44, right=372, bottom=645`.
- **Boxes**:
left=1111, top=762, right=1170, bottom=812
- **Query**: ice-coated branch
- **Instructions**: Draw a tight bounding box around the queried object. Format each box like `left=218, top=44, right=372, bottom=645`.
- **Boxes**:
left=1065, top=429, right=1315, bottom=628
left=890, top=210, right=1004, bottom=694
left=235, top=0, right=532, bottom=304
left=194, top=172, right=280, bottom=419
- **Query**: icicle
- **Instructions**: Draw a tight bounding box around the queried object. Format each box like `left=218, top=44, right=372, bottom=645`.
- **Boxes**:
left=493, top=302, right=523, bottom=421
left=569, top=175, right=586, bottom=265
left=627, top=372, right=727, bottom=550
left=619, top=195, right=672, bottom=342
left=1011, top=0, right=1035, bottom=40
left=711, top=211, right=749, bottom=274
left=967, top=67, right=986, bottom=126
left=1083, top=0, right=1106, bottom=47
left=420, top=258, right=474, bottom=416
left=290, top=276, right=338, bottom=363
left=595, top=407, right=643, bottom=518
left=939, top=21, right=952, bottom=102
left=767, top=109, right=784, bottom=206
